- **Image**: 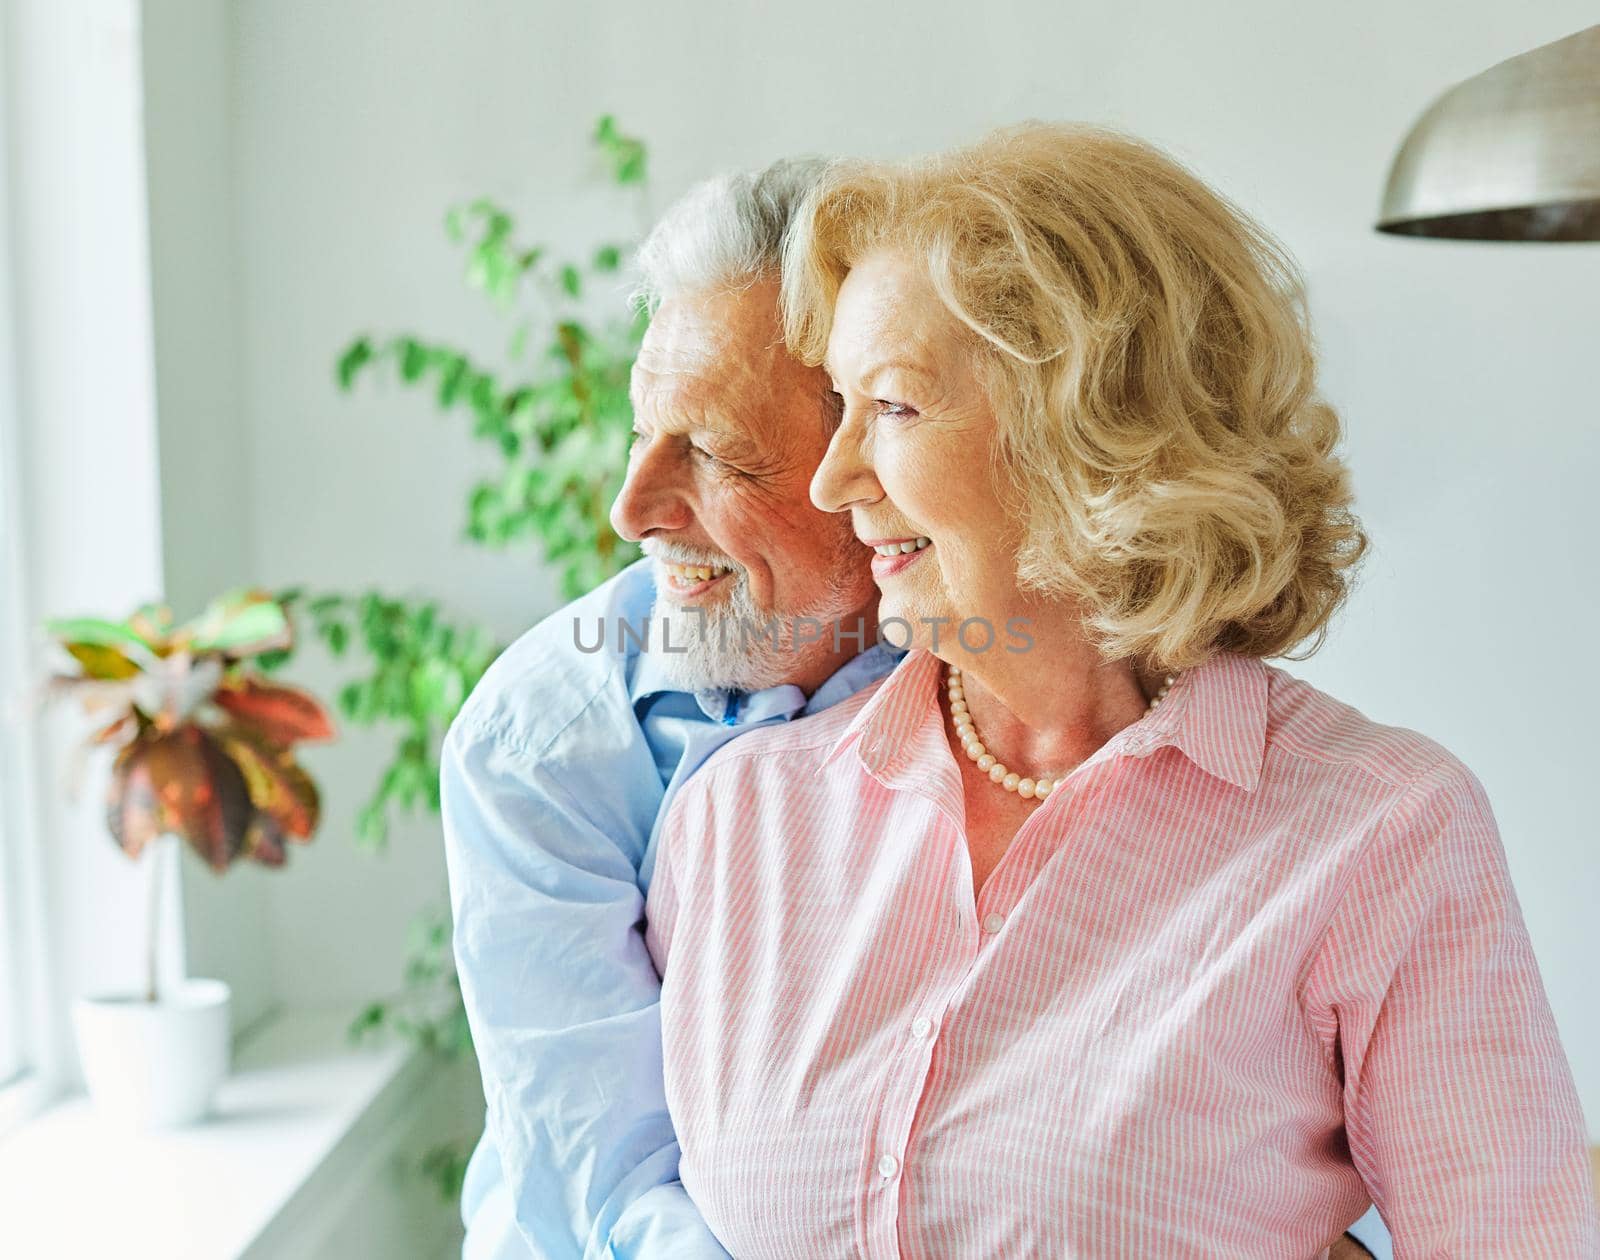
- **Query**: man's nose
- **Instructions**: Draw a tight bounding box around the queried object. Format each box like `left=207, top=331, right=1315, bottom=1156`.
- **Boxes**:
left=610, top=438, right=693, bottom=541
left=810, top=413, right=880, bottom=514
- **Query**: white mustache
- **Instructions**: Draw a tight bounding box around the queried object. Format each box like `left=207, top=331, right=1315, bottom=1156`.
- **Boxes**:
left=642, top=541, right=742, bottom=572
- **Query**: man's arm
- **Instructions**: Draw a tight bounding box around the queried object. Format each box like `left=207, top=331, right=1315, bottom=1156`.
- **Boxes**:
left=442, top=711, right=730, bottom=1260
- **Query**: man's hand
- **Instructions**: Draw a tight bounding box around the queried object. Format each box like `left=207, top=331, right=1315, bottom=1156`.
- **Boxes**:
left=1328, top=1232, right=1375, bottom=1260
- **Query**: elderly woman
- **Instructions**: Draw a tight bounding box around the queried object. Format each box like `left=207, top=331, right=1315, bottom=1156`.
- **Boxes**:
left=643, top=124, right=1599, bottom=1257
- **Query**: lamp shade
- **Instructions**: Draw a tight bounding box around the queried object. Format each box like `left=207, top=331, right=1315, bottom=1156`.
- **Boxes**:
left=1377, top=25, right=1600, bottom=241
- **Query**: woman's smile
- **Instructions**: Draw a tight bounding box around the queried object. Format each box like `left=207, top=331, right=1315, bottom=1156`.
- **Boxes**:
left=863, top=534, right=932, bottom=579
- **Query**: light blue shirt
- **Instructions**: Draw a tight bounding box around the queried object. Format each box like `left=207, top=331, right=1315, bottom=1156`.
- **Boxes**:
left=442, top=558, right=901, bottom=1258
left=443, top=557, right=1393, bottom=1260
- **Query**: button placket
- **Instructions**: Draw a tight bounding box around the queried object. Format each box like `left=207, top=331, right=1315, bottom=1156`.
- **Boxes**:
left=872, top=1014, right=936, bottom=1198
left=866, top=808, right=980, bottom=1242
left=867, top=893, right=961, bottom=1237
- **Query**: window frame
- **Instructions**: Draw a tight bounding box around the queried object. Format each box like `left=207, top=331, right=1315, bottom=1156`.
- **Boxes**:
left=0, top=0, right=63, bottom=1134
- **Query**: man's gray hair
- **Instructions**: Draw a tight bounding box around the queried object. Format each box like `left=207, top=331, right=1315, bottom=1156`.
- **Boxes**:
left=631, top=157, right=829, bottom=311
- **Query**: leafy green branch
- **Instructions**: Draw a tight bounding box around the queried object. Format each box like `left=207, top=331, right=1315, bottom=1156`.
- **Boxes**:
left=348, top=904, right=477, bottom=1202
left=282, top=591, right=500, bottom=850
left=334, top=131, right=647, bottom=600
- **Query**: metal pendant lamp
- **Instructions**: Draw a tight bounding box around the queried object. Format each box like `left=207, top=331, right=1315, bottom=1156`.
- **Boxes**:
left=1377, top=24, right=1600, bottom=241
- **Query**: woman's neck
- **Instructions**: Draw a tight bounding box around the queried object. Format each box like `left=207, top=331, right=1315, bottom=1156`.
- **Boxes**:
left=940, top=610, right=1163, bottom=781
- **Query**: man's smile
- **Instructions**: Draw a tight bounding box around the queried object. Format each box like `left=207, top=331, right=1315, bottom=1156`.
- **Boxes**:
left=660, top=560, right=735, bottom=598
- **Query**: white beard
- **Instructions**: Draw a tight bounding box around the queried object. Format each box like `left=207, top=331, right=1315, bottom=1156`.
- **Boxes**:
left=649, top=569, right=809, bottom=694
left=643, top=523, right=871, bottom=693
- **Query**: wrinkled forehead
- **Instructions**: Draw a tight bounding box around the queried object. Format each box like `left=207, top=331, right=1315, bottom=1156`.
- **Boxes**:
left=631, top=285, right=823, bottom=436
left=633, top=316, right=766, bottom=410
left=824, top=249, right=972, bottom=386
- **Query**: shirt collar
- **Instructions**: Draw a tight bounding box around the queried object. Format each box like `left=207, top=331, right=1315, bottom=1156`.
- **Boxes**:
left=1124, top=650, right=1268, bottom=791
left=627, top=639, right=731, bottom=722
left=818, top=650, right=946, bottom=787
left=633, top=650, right=798, bottom=725
left=822, top=648, right=1268, bottom=793
left=632, top=635, right=906, bottom=728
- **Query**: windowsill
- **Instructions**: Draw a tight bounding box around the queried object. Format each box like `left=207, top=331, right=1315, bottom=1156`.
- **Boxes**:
left=0, top=1069, right=56, bottom=1138
left=0, top=1009, right=435, bottom=1259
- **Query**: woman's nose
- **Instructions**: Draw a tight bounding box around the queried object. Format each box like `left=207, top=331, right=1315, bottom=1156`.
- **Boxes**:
left=810, top=414, right=880, bottom=514
left=610, top=438, right=694, bottom=541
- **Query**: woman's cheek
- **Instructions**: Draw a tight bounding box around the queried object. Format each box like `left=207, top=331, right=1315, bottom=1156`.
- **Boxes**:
left=906, top=440, right=975, bottom=535
left=881, top=439, right=943, bottom=523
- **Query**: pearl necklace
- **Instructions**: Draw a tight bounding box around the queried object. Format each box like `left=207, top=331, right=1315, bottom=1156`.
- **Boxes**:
left=947, top=664, right=1176, bottom=801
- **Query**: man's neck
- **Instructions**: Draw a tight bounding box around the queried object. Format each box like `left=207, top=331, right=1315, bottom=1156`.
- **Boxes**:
left=781, top=601, right=882, bottom=697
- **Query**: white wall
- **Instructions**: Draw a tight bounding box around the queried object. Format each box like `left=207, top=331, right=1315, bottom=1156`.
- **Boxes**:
left=206, top=0, right=1600, bottom=1136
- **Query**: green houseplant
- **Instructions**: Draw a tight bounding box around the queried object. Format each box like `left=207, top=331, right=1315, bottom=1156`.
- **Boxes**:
left=45, top=588, right=334, bottom=1127
left=290, top=116, right=651, bottom=1197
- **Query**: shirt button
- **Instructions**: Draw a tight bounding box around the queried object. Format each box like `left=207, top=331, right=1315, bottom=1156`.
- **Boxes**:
left=911, top=1017, right=934, bottom=1040
left=877, top=1153, right=900, bottom=1179
left=982, top=912, right=1006, bottom=935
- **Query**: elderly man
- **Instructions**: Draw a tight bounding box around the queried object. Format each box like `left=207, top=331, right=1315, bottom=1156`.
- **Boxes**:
left=443, top=160, right=889, bottom=1260
left=442, top=161, right=1393, bottom=1259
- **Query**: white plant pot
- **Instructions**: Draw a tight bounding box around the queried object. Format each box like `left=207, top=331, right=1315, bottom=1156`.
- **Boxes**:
left=73, top=978, right=232, bottom=1129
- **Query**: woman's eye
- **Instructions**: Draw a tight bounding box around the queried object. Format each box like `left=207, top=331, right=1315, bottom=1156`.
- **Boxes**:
left=875, top=400, right=919, bottom=420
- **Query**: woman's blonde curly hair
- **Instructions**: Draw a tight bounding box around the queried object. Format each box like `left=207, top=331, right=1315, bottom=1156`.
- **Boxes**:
left=782, top=122, right=1369, bottom=671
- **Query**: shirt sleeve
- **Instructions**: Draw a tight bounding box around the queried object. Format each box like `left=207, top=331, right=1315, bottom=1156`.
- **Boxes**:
left=642, top=795, right=682, bottom=979
left=1305, top=755, right=1600, bottom=1257
left=441, top=714, right=731, bottom=1260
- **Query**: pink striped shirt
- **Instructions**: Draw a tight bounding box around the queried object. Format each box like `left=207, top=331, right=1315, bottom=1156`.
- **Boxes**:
left=645, top=648, right=1599, bottom=1257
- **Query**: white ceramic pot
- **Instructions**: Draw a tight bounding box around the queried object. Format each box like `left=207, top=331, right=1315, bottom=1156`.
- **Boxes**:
left=72, top=978, right=232, bottom=1129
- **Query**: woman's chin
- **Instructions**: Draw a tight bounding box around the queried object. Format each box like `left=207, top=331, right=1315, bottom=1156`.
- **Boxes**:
left=874, top=592, right=945, bottom=654
left=875, top=619, right=915, bottom=652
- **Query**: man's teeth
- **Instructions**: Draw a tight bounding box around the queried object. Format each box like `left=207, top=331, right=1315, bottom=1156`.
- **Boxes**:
left=665, top=562, right=733, bottom=583
left=873, top=537, right=931, bottom=557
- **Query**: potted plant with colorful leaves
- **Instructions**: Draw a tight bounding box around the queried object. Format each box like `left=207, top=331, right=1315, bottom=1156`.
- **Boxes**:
left=45, top=589, right=333, bottom=1128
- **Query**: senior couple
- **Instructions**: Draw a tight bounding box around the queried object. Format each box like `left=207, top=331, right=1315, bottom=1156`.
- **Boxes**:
left=443, top=124, right=1599, bottom=1259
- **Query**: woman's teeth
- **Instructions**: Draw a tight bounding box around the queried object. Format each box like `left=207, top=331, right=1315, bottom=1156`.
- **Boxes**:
left=665, top=562, right=733, bottom=583
left=873, top=537, right=931, bottom=557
